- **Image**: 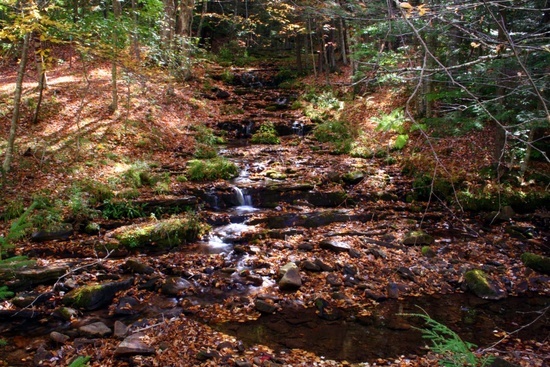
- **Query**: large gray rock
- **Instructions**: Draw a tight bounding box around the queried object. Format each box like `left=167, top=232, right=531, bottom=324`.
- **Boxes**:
left=278, top=262, right=298, bottom=277
left=279, top=268, right=302, bottom=291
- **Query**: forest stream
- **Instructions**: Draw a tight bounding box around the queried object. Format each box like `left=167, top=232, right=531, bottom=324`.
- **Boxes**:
left=0, top=69, right=548, bottom=367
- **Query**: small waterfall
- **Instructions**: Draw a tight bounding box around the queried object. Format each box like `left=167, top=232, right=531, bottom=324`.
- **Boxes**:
left=233, top=186, right=253, bottom=207
left=292, top=121, right=304, bottom=137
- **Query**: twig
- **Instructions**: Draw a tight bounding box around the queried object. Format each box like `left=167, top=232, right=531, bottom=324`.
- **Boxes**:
left=482, top=304, right=550, bottom=352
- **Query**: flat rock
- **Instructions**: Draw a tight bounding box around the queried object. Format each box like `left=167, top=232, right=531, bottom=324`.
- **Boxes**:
left=319, top=240, right=351, bottom=253
left=63, top=278, right=134, bottom=310
left=114, top=333, right=155, bottom=357
left=79, top=321, right=112, bottom=337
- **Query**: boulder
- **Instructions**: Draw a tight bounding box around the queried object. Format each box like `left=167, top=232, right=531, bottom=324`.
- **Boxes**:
left=463, top=269, right=506, bottom=300
left=31, top=223, right=73, bottom=242
left=278, top=268, right=302, bottom=291
left=278, top=262, right=298, bottom=277
left=2, top=264, right=68, bottom=292
left=63, top=278, right=133, bottom=310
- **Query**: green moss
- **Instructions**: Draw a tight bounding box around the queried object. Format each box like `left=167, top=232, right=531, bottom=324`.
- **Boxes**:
left=264, top=169, right=287, bottom=180
left=421, top=246, right=436, bottom=258
left=464, top=269, right=497, bottom=298
left=187, top=158, right=239, bottom=181
left=251, top=122, right=280, bottom=145
left=68, top=284, right=103, bottom=308
left=115, top=215, right=208, bottom=249
left=521, top=252, right=550, bottom=275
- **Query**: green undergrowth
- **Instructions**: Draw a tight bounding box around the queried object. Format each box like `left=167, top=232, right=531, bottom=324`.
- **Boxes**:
left=313, top=120, right=354, bottom=154
left=251, top=122, right=280, bottom=144
left=402, top=309, right=494, bottom=367
left=187, top=157, right=239, bottom=181
left=192, top=124, right=225, bottom=159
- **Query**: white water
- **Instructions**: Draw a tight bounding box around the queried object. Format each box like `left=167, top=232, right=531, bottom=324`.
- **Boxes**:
left=233, top=186, right=256, bottom=213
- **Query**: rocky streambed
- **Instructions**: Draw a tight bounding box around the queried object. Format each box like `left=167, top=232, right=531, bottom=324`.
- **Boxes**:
left=0, top=69, right=549, bottom=367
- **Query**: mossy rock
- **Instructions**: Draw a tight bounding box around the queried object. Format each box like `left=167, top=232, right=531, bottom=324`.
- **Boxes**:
left=63, top=278, right=133, bottom=310
left=342, top=171, right=365, bottom=185
left=521, top=252, right=550, bottom=275
left=264, top=169, right=287, bottom=180
left=114, top=216, right=208, bottom=249
left=464, top=269, right=506, bottom=300
left=421, top=246, right=436, bottom=258
left=403, top=230, right=434, bottom=246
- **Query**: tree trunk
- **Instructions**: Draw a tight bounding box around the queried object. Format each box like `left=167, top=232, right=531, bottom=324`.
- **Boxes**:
left=493, top=9, right=509, bottom=170
left=3, top=32, right=31, bottom=173
left=338, top=17, right=348, bottom=66
left=295, top=33, right=303, bottom=72
left=32, top=32, right=46, bottom=124
left=163, top=0, right=176, bottom=45
left=177, top=0, right=195, bottom=37
left=197, top=0, right=208, bottom=46
left=131, top=0, right=141, bottom=60
left=308, top=16, right=317, bottom=77
left=110, top=0, right=122, bottom=111
left=33, top=32, right=47, bottom=90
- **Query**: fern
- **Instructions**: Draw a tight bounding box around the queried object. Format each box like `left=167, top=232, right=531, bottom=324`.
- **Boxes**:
left=0, top=285, right=14, bottom=300
left=402, top=310, right=494, bottom=367
left=0, top=201, right=37, bottom=260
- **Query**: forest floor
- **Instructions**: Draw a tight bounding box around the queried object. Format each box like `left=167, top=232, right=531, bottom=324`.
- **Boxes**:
left=0, top=50, right=549, bottom=367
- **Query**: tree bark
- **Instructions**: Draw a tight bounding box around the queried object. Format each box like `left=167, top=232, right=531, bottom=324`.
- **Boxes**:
left=3, top=32, right=31, bottom=173
left=131, top=0, right=141, bottom=60
left=110, top=0, right=122, bottom=111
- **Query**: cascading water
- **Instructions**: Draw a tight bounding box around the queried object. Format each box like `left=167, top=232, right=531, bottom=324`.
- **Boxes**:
left=200, top=184, right=257, bottom=254
left=233, top=186, right=253, bottom=208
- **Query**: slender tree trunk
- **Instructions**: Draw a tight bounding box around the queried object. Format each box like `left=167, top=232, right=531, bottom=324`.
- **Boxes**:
left=308, top=16, right=317, bottom=77
left=197, top=0, right=208, bottom=46
left=32, top=32, right=46, bottom=124
left=3, top=33, right=31, bottom=173
left=493, top=9, right=508, bottom=170
left=338, top=17, right=348, bottom=66
left=110, top=0, right=122, bottom=111
left=295, top=33, right=303, bottom=72
left=33, top=32, right=47, bottom=90
left=131, top=0, right=140, bottom=60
